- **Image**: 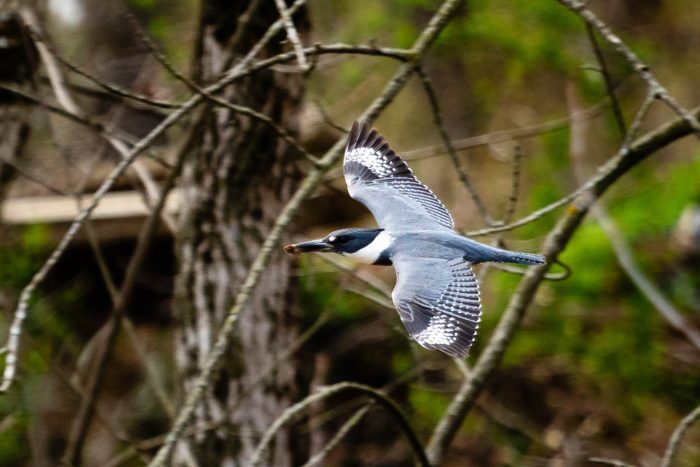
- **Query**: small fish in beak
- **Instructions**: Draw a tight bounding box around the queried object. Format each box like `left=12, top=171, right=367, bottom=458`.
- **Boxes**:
left=284, top=239, right=332, bottom=254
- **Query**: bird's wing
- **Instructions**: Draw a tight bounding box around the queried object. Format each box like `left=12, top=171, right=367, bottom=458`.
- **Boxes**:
left=343, top=121, right=454, bottom=231
left=391, top=255, right=481, bottom=358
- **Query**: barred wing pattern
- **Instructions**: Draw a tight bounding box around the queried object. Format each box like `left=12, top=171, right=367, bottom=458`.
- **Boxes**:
left=392, top=257, right=481, bottom=358
left=344, top=121, right=454, bottom=231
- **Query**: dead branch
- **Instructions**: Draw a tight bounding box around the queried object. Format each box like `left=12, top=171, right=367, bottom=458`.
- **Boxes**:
left=147, top=1, right=464, bottom=464
left=248, top=382, right=429, bottom=467
left=61, top=106, right=204, bottom=465
left=0, top=0, right=310, bottom=394
left=660, top=404, right=700, bottom=467
left=556, top=0, right=700, bottom=137
left=576, top=30, right=700, bottom=352
left=596, top=205, right=700, bottom=351
left=425, top=105, right=700, bottom=464
left=416, top=66, right=494, bottom=225
left=274, top=0, right=309, bottom=71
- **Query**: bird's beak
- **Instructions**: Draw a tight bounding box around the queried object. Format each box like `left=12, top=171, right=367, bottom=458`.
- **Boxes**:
left=284, top=239, right=332, bottom=254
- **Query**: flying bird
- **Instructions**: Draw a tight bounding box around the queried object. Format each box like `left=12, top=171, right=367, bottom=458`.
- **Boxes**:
left=285, top=121, right=545, bottom=357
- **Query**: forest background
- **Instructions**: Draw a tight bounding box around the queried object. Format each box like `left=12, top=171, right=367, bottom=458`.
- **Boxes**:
left=0, top=0, right=698, bottom=465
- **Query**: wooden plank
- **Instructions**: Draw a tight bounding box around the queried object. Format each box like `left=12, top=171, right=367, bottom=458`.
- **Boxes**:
left=1, top=190, right=180, bottom=224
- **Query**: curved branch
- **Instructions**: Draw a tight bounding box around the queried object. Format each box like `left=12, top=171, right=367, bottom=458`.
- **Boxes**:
left=660, top=404, right=700, bottom=467
left=302, top=405, right=371, bottom=467
left=147, top=1, right=465, bottom=464
left=416, top=66, right=494, bottom=226
left=556, top=0, right=700, bottom=136
left=0, top=0, right=309, bottom=395
left=426, top=105, right=700, bottom=464
left=249, top=383, right=428, bottom=467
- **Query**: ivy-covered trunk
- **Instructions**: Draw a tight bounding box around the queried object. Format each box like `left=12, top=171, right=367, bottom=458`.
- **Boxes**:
left=174, top=1, right=307, bottom=464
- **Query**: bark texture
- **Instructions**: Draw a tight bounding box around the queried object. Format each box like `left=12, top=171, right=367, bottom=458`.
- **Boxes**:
left=174, top=1, right=307, bottom=465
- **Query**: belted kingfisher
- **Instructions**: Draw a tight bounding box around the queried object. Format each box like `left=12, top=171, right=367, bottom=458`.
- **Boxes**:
left=285, top=121, right=545, bottom=357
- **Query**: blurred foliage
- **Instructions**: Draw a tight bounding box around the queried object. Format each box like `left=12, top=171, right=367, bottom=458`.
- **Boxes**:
left=0, top=224, right=50, bottom=289
left=0, top=225, right=51, bottom=466
left=308, top=0, right=700, bottom=464
left=0, top=0, right=698, bottom=465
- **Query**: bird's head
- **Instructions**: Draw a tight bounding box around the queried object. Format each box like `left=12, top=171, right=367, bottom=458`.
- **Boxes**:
left=285, top=228, right=388, bottom=262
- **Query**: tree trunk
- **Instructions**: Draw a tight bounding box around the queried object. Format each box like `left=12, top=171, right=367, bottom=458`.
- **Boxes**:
left=173, top=1, right=307, bottom=465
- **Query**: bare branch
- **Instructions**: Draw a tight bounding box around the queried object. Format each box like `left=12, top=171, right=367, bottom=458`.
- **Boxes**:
left=0, top=0, right=311, bottom=394
left=26, top=28, right=179, bottom=109
left=426, top=104, right=700, bottom=464
left=0, top=83, right=173, bottom=171
left=622, top=91, right=656, bottom=153
left=0, top=152, right=69, bottom=196
left=82, top=218, right=176, bottom=419
left=249, top=382, right=429, bottom=467
left=416, top=66, right=494, bottom=225
left=147, top=1, right=465, bottom=464
left=589, top=457, right=636, bottom=467
left=584, top=22, right=626, bottom=137
left=400, top=101, right=606, bottom=160
left=302, top=405, right=371, bottom=467
left=596, top=205, right=700, bottom=350
left=660, top=404, right=700, bottom=467
left=465, top=182, right=586, bottom=237
left=126, top=8, right=322, bottom=166
left=61, top=107, right=203, bottom=465
left=21, top=9, right=176, bottom=230
left=503, top=144, right=522, bottom=225
left=274, top=0, right=309, bottom=71
left=556, top=0, right=700, bottom=137
left=566, top=67, right=700, bottom=353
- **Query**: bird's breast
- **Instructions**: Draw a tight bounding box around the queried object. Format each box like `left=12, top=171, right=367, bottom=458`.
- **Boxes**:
left=344, top=231, right=394, bottom=264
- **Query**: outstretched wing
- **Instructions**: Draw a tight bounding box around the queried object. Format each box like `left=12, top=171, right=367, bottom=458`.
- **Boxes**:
left=391, top=256, right=481, bottom=358
left=343, top=121, right=454, bottom=231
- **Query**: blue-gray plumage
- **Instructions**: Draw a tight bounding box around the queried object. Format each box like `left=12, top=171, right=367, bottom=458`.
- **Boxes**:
left=285, top=121, right=545, bottom=357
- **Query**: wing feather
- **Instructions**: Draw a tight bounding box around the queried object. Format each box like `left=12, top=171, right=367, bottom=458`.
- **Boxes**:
left=344, top=121, right=454, bottom=231
left=391, top=257, right=482, bottom=358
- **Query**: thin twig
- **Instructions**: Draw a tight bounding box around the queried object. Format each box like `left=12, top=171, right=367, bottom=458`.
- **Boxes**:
left=302, top=405, right=371, bottom=467
left=22, top=11, right=176, bottom=231
left=61, top=107, right=203, bottom=465
left=556, top=0, right=700, bottom=138
left=585, top=22, right=626, bottom=137
left=249, top=382, right=429, bottom=467
left=0, top=0, right=310, bottom=394
left=274, top=0, right=309, bottom=71
left=314, top=99, right=350, bottom=134
left=589, top=457, right=636, bottom=467
left=0, top=84, right=173, bottom=169
left=82, top=217, right=176, bottom=419
left=104, top=302, right=337, bottom=467
left=0, top=152, right=70, bottom=196
left=400, top=101, right=606, bottom=160
left=596, top=205, right=700, bottom=350
left=147, top=1, right=464, bottom=464
left=25, top=25, right=179, bottom=109
left=316, top=254, right=393, bottom=298
left=426, top=104, right=700, bottom=464
left=416, top=66, right=494, bottom=226
left=566, top=69, right=700, bottom=353
left=660, top=404, right=700, bottom=467
left=127, top=7, right=321, bottom=166
left=503, top=144, right=522, bottom=225
left=622, top=91, right=656, bottom=154
left=465, top=182, right=586, bottom=237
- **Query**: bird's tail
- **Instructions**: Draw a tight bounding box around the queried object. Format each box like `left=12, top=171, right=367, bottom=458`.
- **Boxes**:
left=495, top=250, right=546, bottom=265
left=460, top=237, right=546, bottom=265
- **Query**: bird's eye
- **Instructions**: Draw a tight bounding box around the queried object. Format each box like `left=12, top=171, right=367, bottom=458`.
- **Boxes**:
left=335, top=236, right=350, bottom=245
